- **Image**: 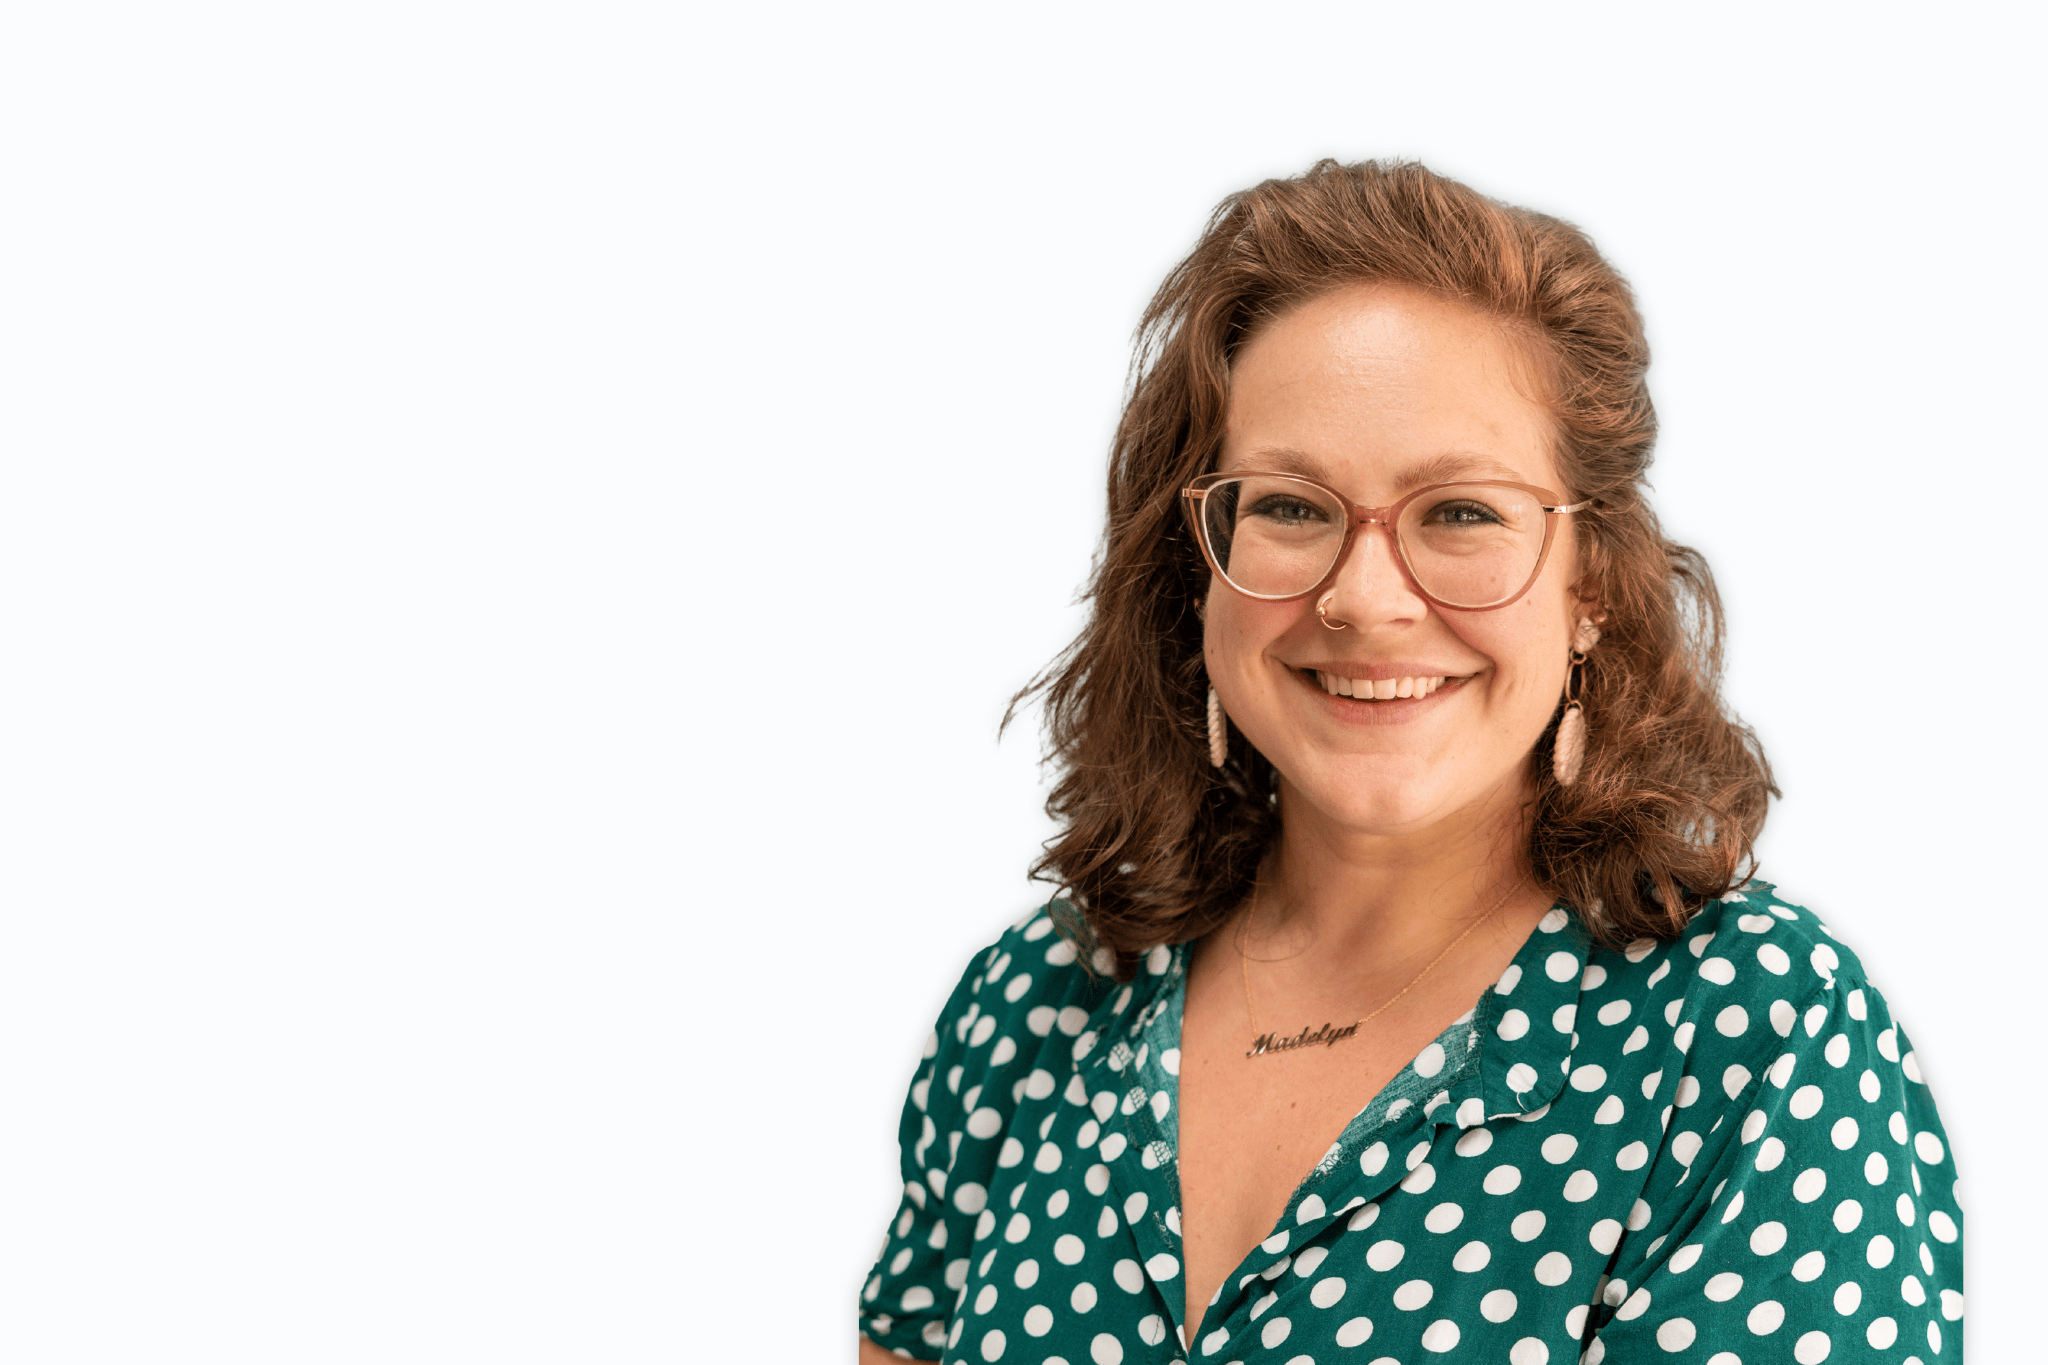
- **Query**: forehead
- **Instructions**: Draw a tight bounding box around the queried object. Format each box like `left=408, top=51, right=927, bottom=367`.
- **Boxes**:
left=1220, top=283, right=1562, bottom=497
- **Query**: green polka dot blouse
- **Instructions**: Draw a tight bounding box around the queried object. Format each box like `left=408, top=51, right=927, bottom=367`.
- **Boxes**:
left=860, top=885, right=1963, bottom=1363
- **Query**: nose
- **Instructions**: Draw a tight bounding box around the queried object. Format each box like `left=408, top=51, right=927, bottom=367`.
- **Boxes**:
left=1318, top=517, right=1427, bottom=629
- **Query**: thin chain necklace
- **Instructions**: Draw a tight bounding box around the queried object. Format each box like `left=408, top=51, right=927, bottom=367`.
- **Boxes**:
left=1238, top=873, right=1527, bottom=1059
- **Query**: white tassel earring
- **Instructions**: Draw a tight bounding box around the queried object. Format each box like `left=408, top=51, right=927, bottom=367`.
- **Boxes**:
left=1207, top=687, right=1228, bottom=768
left=1553, top=618, right=1600, bottom=787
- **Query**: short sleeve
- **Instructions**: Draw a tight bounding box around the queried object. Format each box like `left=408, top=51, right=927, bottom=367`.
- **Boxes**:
left=1589, top=974, right=1963, bottom=1361
left=856, top=909, right=1108, bottom=1359
left=857, top=953, right=981, bottom=1359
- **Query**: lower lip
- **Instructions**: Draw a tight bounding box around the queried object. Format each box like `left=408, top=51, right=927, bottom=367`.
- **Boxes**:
left=1296, top=669, right=1469, bottom=725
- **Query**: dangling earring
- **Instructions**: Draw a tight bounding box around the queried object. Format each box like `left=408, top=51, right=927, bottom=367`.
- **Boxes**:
left=1553, top=619, right=1600, bottom=787
left=1207, top=687, right=1228, bottom=768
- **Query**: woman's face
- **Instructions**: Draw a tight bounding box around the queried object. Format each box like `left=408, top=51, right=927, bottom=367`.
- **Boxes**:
left=1204, top=283, right=1584, bottom=840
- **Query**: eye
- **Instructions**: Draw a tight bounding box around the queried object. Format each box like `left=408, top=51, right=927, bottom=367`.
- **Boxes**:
left=1421, top=498, right=1505, bottom=527
left=1246, top=494, right=1331, bottom=526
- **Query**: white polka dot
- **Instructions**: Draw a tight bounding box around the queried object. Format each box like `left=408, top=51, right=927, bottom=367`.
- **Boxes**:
left=1420, top=1201, right=1462, bottom=1234
left=1896, top=1192, right=1916, bottom=1225
left=1721, top=1190, right=1746, bottom=1224
left=1590, top=1219, right=1622, bottom=1255
left=1833, top=1281, right=1861, bottom=1314
left=1703, top=1271, right=1742, bottom=1301
left=1089, top=1332, right=1123, bottom=1365
left=1750, top=1222, right=1787, bottom=1255
left=1506, top=1062, right=1538, bottom=1093
left=1859, top=1070, right=1882, bottom=1102
left=1347, top=1202, right=1381, bottom=1232
left=1564, top=1170, right=1599, bottom=1202
left=980, top=1328, right=1006, bottom=1360
left=1402, top=1163, right=1437, bottom=1194
left=1137, top=1315, right=1166, bottom=1347
left=955, top=1183, right=989, bottom=1214
left=1335, top=1316, right=1373, bottom=1347
left=1616, top=1141, right=1649, bottom=1171
left=1421, top=1318, right=1461, bottom=1352
left=1546, top=951, right=1578, bottom=981
left=1005, top=1213, right=1031, bottom=1243
left=1758, top=944, right=1792, bottom=974
left=1453, top=1240, right=1491, bottom=1272
left=1392, top=1278, right=1434, bottom=1310
left=1866, top=1316, right=1897, bottom=1349
left=1260, top=1316, right=1291, bottom=1348
left=1084, top=1164, right=1110, bottom=1196
left=1867, top=1234, right=1895, bottom=1267
left=1672, top=1131, right=1702, bottom=1167
left=1793, top=1329, right=1831, bottom=1363
left=1790, top=1085, right=1825, bottom=1120
left=1054, top=1235, right=1084, bottom=1265
left=1145, top=1252, right=1179, bottom=1282
left=976, top=1284, right=999, bottom=1314
left=1566, top=1304, right=1589, bottom=1338
left=1511, top=1210, right=1546, bottom=1241
left=1296, top=1193, right=1326, bottom=1224
left=1861, top=1151, right=1888, bottom=1185
left=901, top=1285, right=936, bottom=1312
left=1071, top=1282, right=1097, bottom=1311
left=1749, top=1299, right=1786, bottom=1334
left=1571, top=1064, right=1608, bottom=1092
left=1481, top=1163, right=1522, bottom=1195
left=1701, top=957, right=1736, bottom=985
left=1624, top=1024, right=1650, bottom=1053
left=1023, top=1304, right=1053, bottom=1336
left=1716, top=1005, right=1749, bottom=1037
left=1675, top=1022, right=1696, bottom=1052
left=1511, top=1339, right=1549, bottom=1365
left=1310, top=1275, right=1346, bottom=1308
left=1541, top=1133, right=1578, bottom=1164
left=1534, top=1251, right=1571, bottom=1286
left=1757, top=1137, right=1786, bottom=1171
left=1929, top=1210, right=1958, bottom=1243
left=1915, top=1131, right=1945, bottom=1164
left=1831, top=1117, right=1860, bottom=1150
left=1824, top=1034, right=1851, bottom=1067
left=1793, top=1168, right=1827, bottom=1202
left=1940, top=1288, right=1964, bottom=1320
left=1876, top=1026, right=1898, bottom=1061
left=1791, top=1251, right=1825, bottom=1282
left=1496, top=964, right=1524, bottom=994
left=1366, top=1239, right=1405, bottom=1272
left=1415, top=1042, right=1446, bottom=1077
left=1930, top=1321, right=1944, bottom=1354
left=1015, top=1260, right=1039, bottom=1289
left=1552, top=1003, right=1578, bottom=1034
left=1598, top=999, right=1632, bottom=1026
left=1833, top=1200, right=1863, bottom=1233
left=1462, top=1286, right=1513, bottom=1323
left=1057, top=1006, right=1088, bottom=1036
left=1656, top=1317, right=1697, bottom=1351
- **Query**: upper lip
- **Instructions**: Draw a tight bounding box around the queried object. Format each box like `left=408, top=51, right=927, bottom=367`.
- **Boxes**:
left=1297, top=662, right=1474, bottom=680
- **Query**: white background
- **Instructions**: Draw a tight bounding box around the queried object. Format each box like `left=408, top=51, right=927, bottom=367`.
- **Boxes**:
left=0, top=2, right=2038, bottom=1360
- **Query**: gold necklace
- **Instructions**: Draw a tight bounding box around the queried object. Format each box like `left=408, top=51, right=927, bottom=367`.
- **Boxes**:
left=1238, top=874, right=1527, bottom=1059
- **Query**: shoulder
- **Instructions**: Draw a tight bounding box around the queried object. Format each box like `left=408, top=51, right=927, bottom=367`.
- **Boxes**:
left=907, top=903, right=1118, bottom=1126
left=1587, top=881, right=1875, bottom=1010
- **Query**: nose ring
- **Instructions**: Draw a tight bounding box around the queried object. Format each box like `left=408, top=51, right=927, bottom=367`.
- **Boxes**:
left=1316, top=592, right=1349, bottom=631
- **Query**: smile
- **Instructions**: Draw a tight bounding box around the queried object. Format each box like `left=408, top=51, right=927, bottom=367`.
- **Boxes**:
left=1310, top=670, right=1451, bottom=700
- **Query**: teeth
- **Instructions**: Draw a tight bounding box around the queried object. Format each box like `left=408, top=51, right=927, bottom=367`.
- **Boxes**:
left=1314, top=671, right=1448, bottom=699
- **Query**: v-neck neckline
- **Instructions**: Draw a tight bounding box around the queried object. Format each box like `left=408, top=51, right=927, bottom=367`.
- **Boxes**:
left=1075, top=903, right=1591, bottom=1342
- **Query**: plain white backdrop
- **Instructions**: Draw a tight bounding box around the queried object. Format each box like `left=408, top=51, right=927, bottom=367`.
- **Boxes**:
left=0, top=2, right=2038, bottom=1359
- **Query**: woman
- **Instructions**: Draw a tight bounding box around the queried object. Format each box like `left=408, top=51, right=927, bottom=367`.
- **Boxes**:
left=857, top=161, right=1961, bottom=1364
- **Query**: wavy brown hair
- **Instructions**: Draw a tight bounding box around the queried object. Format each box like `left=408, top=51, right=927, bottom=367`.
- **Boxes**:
left=1010, top=158, right=1775, bottom=978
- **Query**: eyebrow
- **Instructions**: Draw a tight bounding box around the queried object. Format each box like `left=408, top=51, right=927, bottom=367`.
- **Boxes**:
left=1230, top=446, right=1532, bottom=493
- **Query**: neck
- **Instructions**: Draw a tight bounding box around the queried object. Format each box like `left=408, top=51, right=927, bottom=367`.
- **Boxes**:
left=1250, top=773, right=1538, bottom=966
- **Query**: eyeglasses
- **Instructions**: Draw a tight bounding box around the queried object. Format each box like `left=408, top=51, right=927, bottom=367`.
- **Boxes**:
left=1181, top=472, right=1592, bottom=611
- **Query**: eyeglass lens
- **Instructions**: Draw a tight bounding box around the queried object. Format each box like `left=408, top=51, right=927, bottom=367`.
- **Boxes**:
left=1198, top=477, right=1548, bottom=609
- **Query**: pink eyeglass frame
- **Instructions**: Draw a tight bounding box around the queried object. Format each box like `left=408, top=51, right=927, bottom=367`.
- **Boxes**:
left=1181, top=472, right=1595, bottom=612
